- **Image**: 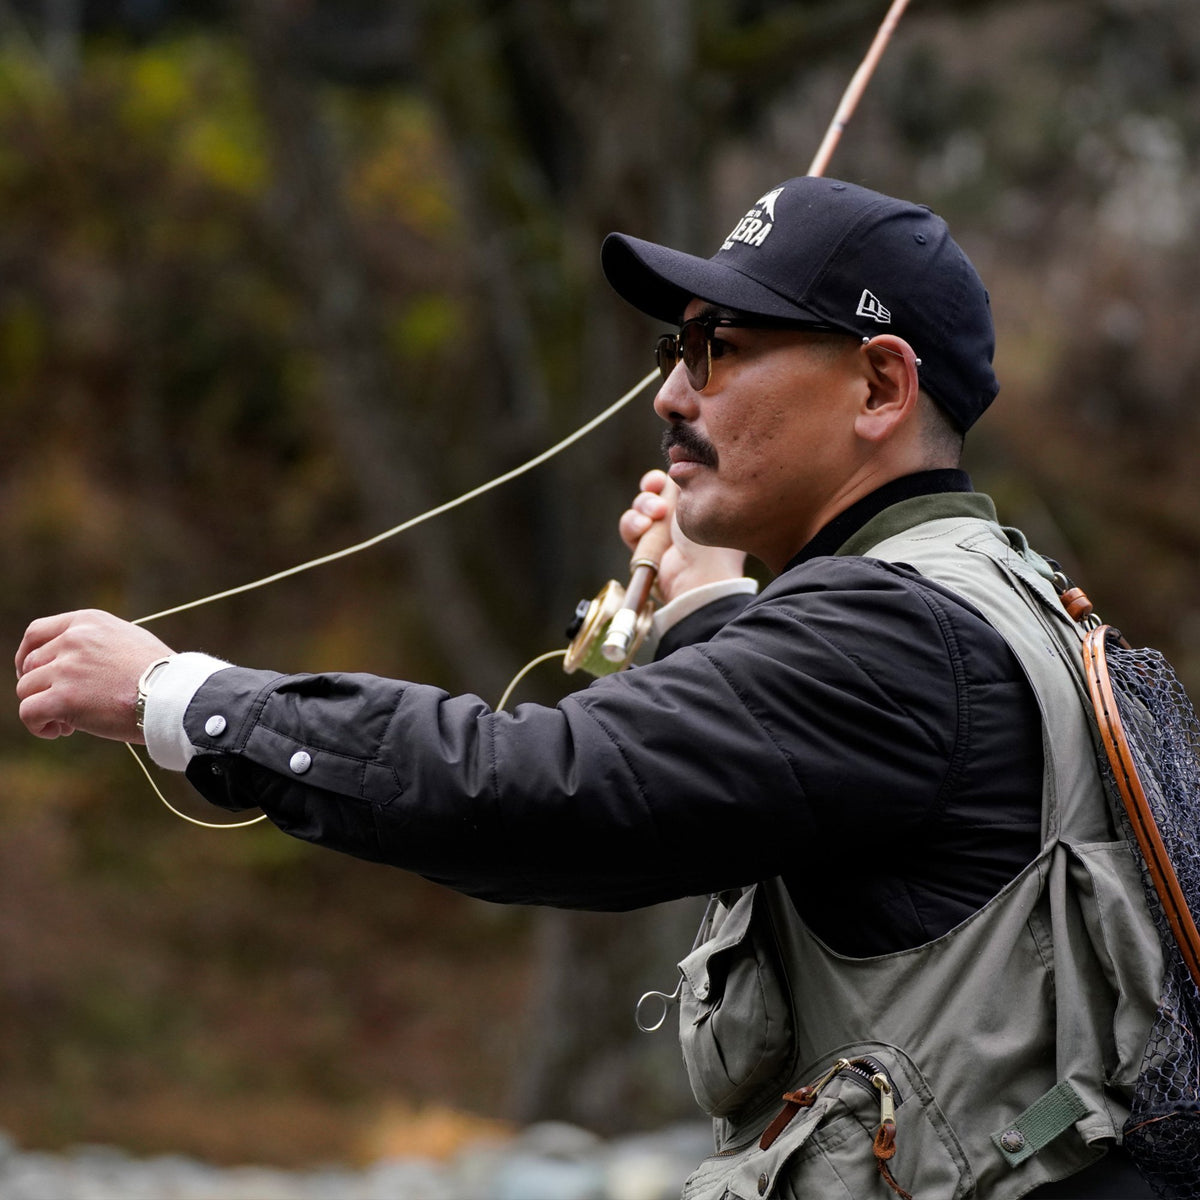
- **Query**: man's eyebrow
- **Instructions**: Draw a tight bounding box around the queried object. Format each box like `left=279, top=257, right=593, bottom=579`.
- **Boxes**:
left=686, top=302, right=739, bottom=323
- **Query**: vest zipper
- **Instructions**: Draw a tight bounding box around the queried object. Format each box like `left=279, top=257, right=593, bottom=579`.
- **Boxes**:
left=756, top=1057, right=903, bottom=1147
left=840, top=1055, right=903, bottom=1107
left=843, top=1058, right=911, bottom=1200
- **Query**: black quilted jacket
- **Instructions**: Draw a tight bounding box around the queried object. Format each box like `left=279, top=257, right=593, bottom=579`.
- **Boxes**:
left=183, top=472, right=1043, bottom=956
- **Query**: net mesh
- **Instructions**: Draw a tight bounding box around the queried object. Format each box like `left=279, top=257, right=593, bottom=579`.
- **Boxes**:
left=1098, top=634, right=1200, bottom=1198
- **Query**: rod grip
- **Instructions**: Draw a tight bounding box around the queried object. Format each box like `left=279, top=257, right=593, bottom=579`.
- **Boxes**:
left=600, top=515, right=675, bottom=663
left=627, top=509, right=674, bottom=576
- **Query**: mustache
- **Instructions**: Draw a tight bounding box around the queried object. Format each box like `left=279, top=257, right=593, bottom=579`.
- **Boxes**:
left=662, top=424, right=718, bottom=468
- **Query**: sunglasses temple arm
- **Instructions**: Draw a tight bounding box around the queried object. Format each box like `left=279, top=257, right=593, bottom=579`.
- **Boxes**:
left=600, top=516, right=674, bottom=664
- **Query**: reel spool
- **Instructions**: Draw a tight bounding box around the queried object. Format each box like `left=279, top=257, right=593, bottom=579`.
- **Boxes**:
left=564, top=513, right=673, bottom=677
left=563, top=580, right=656, bottom=676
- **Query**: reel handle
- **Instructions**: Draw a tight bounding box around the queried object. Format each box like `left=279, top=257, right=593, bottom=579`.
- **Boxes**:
left=600, top=515, right=674, bottom=663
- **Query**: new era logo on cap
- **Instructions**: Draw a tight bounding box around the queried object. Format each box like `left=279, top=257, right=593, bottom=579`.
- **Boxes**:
left=856, top=289, right=891, bottom=324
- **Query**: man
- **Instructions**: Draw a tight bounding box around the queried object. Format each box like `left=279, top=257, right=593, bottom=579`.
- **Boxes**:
left=16, top=177, right=1161, bottom=1196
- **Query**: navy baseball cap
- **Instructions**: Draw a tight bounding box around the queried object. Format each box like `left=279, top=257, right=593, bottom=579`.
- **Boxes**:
left=602, top=176, right=999, bottom=430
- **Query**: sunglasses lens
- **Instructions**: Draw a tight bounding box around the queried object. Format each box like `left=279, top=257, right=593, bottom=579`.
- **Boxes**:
left=655, top=334, right=679, bottom=382
left=656, top=322, right=715, bottom=388
left=679, top=323, right=710, bottom=390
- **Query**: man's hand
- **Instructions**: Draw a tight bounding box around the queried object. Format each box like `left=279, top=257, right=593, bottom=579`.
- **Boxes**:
left=619, top=469, right=747, bottom=604
left=15, top=610, right=174, bottom=744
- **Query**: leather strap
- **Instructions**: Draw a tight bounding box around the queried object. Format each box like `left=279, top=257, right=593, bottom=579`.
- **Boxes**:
left=1082, top=625, right=1200, bottom=990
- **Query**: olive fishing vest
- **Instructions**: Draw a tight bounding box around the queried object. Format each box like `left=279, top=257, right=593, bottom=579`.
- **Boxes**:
left=676, top=506, right=1163, bottom=1200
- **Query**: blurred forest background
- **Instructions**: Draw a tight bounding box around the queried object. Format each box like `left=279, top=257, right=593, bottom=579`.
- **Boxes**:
left=2, top=0, right=1199, bottom=1170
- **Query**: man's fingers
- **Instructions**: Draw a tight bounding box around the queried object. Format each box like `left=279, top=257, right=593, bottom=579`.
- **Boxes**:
left=15, top=613, right=73, bottom=679
left=24, top=714, right=75, bottom=740
left=13, top=609, right=170, bottom=745
left=15, top=640, right=56, bottom=682
left=16, top=679, right=76, bottom=740
left=618, top=507, right=653, bottom=550
left=16, top=659, right=74, bottom=737
left=620, top=492, right=672, bottom=547
left=620, top=474, right=682, bottom=554
left=638, top=485, right=673, bottom=514
left=638, top=468, right=670, bottom=494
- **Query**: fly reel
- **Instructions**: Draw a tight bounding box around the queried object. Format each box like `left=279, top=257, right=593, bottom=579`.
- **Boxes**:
left=563, top=515, right=672, bottom=677
left=563, top=579, right=656, bottom=676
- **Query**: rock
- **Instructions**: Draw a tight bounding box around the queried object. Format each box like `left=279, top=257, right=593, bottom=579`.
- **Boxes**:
left=604, top=1124, right=714, bottom=1200
left=0, top=1120, right=712, bottom=1200
left=512, top=1120, right=605, bottom=1159
left=491, top=1152, right=606, bottom=1200
left=356, top=1156, right=455, bottom=1200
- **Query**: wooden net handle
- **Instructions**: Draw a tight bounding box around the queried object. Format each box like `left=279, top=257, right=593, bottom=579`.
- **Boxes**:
left=1083, top=625, right=1200, bottom=990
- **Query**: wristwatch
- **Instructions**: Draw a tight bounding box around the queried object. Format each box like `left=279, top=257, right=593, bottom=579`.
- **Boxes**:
left=134, top=656, right=174, bottom=730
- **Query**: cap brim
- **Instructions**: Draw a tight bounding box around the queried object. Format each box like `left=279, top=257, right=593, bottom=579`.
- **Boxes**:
left=601, top=233, right=826, bottom=325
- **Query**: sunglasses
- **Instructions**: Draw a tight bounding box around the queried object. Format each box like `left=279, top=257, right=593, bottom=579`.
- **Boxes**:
left=655, top=315, right=838, bottom=391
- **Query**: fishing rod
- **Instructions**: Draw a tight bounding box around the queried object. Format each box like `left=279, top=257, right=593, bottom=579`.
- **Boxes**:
left=127, top=0, right=915, bottom=825
left=133, top=0, right=912, bottom=645
left=565, top=0, right=914, bottom=675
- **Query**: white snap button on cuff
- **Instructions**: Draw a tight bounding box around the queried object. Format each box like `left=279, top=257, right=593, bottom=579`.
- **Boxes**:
left=289, top=750, right=313, bottom=774
left=204, top=715, right=227, bottom=737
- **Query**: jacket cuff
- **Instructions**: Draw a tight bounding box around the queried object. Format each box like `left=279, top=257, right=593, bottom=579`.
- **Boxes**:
left=639, top=577, right=759, bottom=659
left=651, top=578, right=759, bottom=640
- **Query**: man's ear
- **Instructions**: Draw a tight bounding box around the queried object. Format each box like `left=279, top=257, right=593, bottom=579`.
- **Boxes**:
left=854, top=334, right=922, bottom=443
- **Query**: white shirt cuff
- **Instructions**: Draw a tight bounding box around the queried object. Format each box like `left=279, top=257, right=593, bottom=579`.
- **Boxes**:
left=143, top=652, right=230, bottom=772
left=647, top=577, right=759, bottom=651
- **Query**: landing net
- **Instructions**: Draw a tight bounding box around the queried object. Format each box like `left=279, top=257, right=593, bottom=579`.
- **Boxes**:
left=1085, top=627, right=1200, bottom=1199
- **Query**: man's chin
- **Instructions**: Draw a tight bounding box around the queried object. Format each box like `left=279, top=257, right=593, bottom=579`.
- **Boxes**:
left=675, top=497, right=726, bottom=549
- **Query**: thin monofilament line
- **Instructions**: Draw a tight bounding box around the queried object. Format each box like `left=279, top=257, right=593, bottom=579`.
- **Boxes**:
left=125, top=742, right=268, bottom=828
left=130, top=1, right=916, bottom=630
left=125, top=0, right=917, bottom=829
left=496, top=648, right=567, bottom=711
left=133, top=369, right=658, bottom=627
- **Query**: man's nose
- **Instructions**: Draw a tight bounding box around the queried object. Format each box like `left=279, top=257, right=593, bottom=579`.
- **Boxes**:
left=652, top=363, right=700, bottom=423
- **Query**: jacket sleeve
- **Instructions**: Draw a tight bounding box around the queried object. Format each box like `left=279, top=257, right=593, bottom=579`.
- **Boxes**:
left=183, top=558, right=966, bottom=910
left=654, top=592, right=755, bottom=659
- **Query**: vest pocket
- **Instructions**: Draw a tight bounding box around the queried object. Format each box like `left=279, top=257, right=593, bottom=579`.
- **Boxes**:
left=681, top=1042, right=973, bottom=1200
left=678, top=884, right=794, bottom=1118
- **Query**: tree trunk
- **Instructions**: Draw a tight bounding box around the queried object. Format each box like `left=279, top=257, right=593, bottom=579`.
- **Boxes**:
left=242, top=0, right=513, bottom=697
